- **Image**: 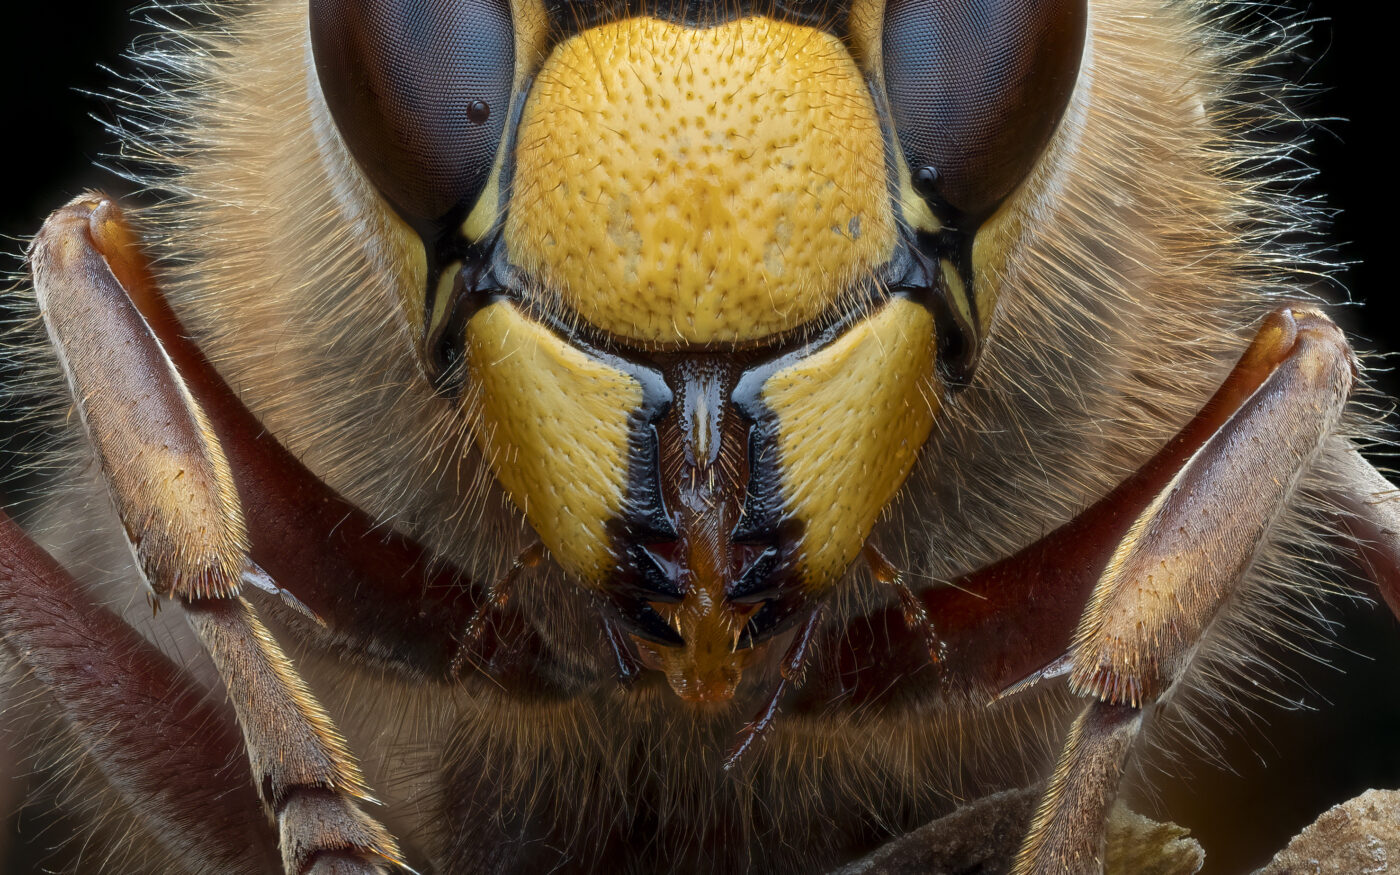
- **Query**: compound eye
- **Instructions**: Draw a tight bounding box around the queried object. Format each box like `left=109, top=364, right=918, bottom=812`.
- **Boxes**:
left=883, top=0, right=1087, bottom=222
left=310, top=0, right=514, bottom=236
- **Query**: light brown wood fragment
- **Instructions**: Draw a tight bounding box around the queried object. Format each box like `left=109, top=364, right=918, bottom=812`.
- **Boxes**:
left=829, top=788, right=1202, bottom=875
left=1258, top=789, right=1400, bottom=875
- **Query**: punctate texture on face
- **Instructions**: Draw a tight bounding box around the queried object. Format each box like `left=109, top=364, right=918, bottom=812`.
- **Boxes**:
left=505, top=16, right=897, bottom=346
left=464, top=301, right=644, bottom=584
left=760, top=298, right=940, bottom=590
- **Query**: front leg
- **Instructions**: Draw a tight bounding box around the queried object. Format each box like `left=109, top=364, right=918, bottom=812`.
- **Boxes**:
left=29, top=195, right=407, bottom=874
left=1015, top=309, right=1356, bottom=873
left=93, top=190, right=559, bottom=688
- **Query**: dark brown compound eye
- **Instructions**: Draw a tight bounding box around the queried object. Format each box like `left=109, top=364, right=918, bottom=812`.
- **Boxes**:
left=883, top=0, right=1087, bottom=223
left=310, top=0, right=514, bottom=238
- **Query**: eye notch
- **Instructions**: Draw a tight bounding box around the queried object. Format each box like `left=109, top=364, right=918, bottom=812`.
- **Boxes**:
left=424, top=245, right=510, bottom=394
left=883, top=0, right=1088, bottom=224
left=309, top=0, right=515, bottom=240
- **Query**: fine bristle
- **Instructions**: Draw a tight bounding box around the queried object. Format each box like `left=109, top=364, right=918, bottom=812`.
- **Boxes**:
left=1, top=0, right=1389, bottom=872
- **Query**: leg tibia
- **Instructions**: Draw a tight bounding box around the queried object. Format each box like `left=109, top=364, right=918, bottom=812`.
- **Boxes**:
left=1019, top=309, right=1357, bottom=873
left=28, top=194, right=410, bottom=871
left=1070, top=310, right=1355, bottom=706
left=30, top=196, right=246, bottom=601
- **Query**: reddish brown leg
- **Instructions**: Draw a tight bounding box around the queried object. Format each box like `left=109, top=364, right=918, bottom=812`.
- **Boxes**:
left=1015, top=309, right=1355, bottom=873
left=88, top=199, right=552, bottom=686
left=30, top=195, right=408, bottom=874
left=0, top=508, right=278, bottom=872
left=451, top=542, right=545, bottom=677
left=789, top=309, right=1362, bottom=872
left=863, top=542, right=945, bottom=665
left=798, top=310, right=1354, bottom=711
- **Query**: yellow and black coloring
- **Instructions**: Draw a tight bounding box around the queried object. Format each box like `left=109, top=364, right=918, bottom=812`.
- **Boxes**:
left=2, top=1, right=1397, bottom=874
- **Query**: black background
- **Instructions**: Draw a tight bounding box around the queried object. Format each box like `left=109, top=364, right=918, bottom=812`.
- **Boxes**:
left=0, top=3, right=1395, bottom=874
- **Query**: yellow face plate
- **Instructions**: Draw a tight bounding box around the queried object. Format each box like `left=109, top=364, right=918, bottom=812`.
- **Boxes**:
left=760, top=298, right=941, bottom=589
left=505, top=16, right=896, bottom=346
left=465, top=301, right=643, bottom=583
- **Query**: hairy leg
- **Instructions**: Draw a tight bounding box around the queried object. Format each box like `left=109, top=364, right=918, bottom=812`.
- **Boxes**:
left=789, top=307, right=1377, bottom=873
left=89, top=195, right=548, bottom=685
left=28, top=195, right=409, bottom=873
left=1016, top=309, right=1355, bottom=873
